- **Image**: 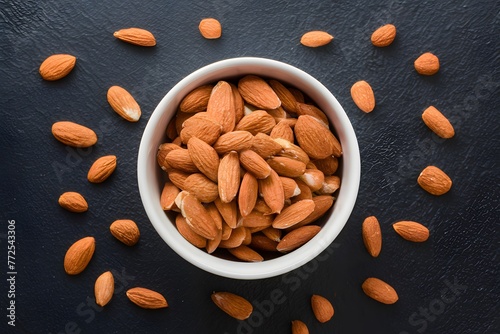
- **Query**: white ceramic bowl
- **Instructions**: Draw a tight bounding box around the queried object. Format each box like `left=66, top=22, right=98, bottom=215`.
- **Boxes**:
left=138, top=57, right=360, bottom=280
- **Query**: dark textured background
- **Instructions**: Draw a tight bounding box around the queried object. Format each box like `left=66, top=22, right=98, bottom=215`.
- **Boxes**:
left=1, top=0, right=499, bottom=333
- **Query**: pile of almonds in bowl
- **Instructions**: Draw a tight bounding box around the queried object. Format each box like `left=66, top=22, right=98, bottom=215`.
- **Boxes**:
left=138, top=57, right=361, bottom=280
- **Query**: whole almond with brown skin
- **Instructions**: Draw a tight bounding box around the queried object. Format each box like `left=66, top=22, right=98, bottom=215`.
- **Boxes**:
left=126, top=287, right=168, bottom=309
left=393, top=221, right=429, bottom=242
left=218, top=226, right=247, bottom=248
left=214, top=197, right=238, bottom=229
left=207, top=81, right=235, bottom=133
left=316, top=175, right=340, bottom=195
left=110, top=219, right=140, bottom=246
left=270, top=121, right=294, bottom=142
left=250, top=234, right=278, bottom=252
left=199, top=18, right=222, bottom=39
left=268, top=80, right=298, bottom=114
left=291, top=195, right=334, bottom=229
left=239, top=149, right=271, bottom=179
left=211, top=292, right=253, bottom=320
left=228, top=245, right=263, bottom=262
left=183, top=173, right=219, bottom=203
left=362, top=216, right=382, bottom=257
left=87, top=155, right=117, bottom=183
left=175, top=191, right=218, bottom=239
left=58, top=191, right=88, bottom=213
left=160, top=181, right=180, bottom=210
left=312, top=156, right=338, bottom=176
left=251, top=133, right=283, bottom=158
left=417, top=165, right=452, bottom=195
left=272, top=199, right=315, bottom=229
left=291, top=320, right=309, bottom=334
left=175, top=214, right=207, bottom=248
left=238, top=75, right=281, bottom=110
left=113, top=28, right=156, bottom=46
left=295, top=115, right=342, bottom=159
left=311, top=294, right=334, bottom=323
left=371, top=24, right=397, bottom=47
left=166, top=149, right=199, bottom=173
left=291, top=179, right=313, bottom=202
left=262, top=226, right=282, bottom=242
left=213, top=131, right=254, bottom=154
left=39, top=54, right=76, bottom=81
left=351, top=80, right=375, bottom=113
left=64, top=236, right=95, bottom=275
left=300, top=31, right=333, bottom=47
left=235, top=109, right=276, bottom=135
left=95, top=271, right=114, bottom=307
left=187, top=137, right=219, bottom=182
left=107, top=86, right=141, bottom=122
left=362, top=277, right=399, bottom=304
left=414, top=52, right=440, bottom=75
left=52, top=121, right=97, bottom=147
left=422, top=106, right=455, bottom=138
left=230, top=83, right=245, bottom=123
left=218, top=152, right=241, bottom=203
left=280, top=177, right=300, bottom=199
left=277, top=225, right=321, bottom=252
left=274, top=138, right=311, bottom=164
left=180, top=84, right=214, bottom=113
left=298, top=168, right=325, bottom=192
left=296, top=103, right=329, bottom=126
left=259, top=169, right=285, bottom=214
left=238, top=172, right=258, bottom=216
left=157, top=143, right=181, bottom=171
left=180, top=115, right=221, bottom=145
left=168, top=169, right=190, bottom=190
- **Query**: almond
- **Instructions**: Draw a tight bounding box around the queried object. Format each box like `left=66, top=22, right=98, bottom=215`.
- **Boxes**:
left=157, top=143, right=182, bottom=171
left=276, top=225, right=321, bottom=252
left=312, top=156, right=338, bottom=176
left=298, top=168, right=325, bottom=192
left=279, top=177, right=301, bottom=199
left=268, top=80, right=298, bottom=114
left=51, top=121, right=97, bottom=147
left=235, top=109, right=276, bottom=135
left=64, top=236, right=95, bottom=275
left=107, top=86, right=141, bottom=122
left=95, top=271, right=114, bottom=307
left=110, top=219, right=140, bottom=246
left=211, top=292, right=253, bottom=320
left=393, top=221, right=429, bottom=242
left=267, top=106, right=287, bottom=122
left=291, top=320, right=309, bottom=334
left=218, top=152, right=241, bottom=203
left=362, top=277, right=399, bottom=304
left=311, top=294, right=334, bottom=323
left=180, top=112, right=222, bottom=145
left=259, top=169, right=285, bottom=214
left=422, top=106, right=455, bottom=138
left=126, top=287, right=168, bottom=309
left=296, top=116, right=342, bottom=159
left=262, top=226, right=282, bottom=242
left=214, top=197, right=238, bottom=229
left=87, top=155, right=117, bottom=183
left=206, top=202, right=223, bottom=230
left=238, top=75, right=281, bottom=110
left=291, top=195, right=334, bottom=229
left=274, top=138, right=311, bottom=164
left=251, top=133, right=283, bottom=158
left=362, top=216, right=382, bottom=257
left=39, top=54, right=76, bottom=81
left=250, top=234, right=278, bottom=252
left=238, top=172, right=259, bottom=216
left=417, top=165, right=452, bottom=195
left=180, top=84, right=214, bottom=113
left=296, top=103, right=329, bottom=126
left=351, top=80, right=376, bottom=113
left=175, top=191, right=218, bottom=240
left=167, top=169, right=190, bottom=190
left=230, top=83, right=245, bottom=123
left=228, top=245, right=264, bottom=262
left=58, top=191, right=88, bottom=213
left=183, top=173, right=219, bottom=203
left=270, top=121, right=294, bottom=142
left=113, top=28, right=156, bottom=46
left=213, top=131, right=254, bottom=154
left=371, top=24, right=397, bottom=47
left=239, top=210, right=274, bottom=229
left=175, top=214, right=207, bottom=248
left=207, top=81, right=235, bottom=133
left=315, top=175, right=340, bottom=195
left=300, top=31, right=333, bottom=47
left=166, top=148, right=199, bottom=173
left=160, top=181, right=180, bottom=210
left=272, top=199, right=315, bottom=229
left=414, top=52, right=440, bottom=75
left=206, top=228, right=222, bottom=254
left=218, top=226, right=247, bottom=248
left=239, top=149, right=271, bottom=179
left=187, top=137, right=220, bottom=182
left=199, top=18, right=222, bottom=39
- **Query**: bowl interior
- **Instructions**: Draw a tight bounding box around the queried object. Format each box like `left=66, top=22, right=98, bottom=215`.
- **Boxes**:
left=138, top=57, right=360, bottom=279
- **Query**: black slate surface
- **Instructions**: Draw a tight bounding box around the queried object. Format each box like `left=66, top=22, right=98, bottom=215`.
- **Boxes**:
left=1, top=0, right=499, bottom=333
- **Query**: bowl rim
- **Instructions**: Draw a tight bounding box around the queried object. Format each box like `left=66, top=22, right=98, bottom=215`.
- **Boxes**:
left=137, top=57, right=360, bottom=280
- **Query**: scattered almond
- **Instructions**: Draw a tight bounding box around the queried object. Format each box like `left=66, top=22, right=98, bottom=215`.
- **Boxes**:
left=393, top=221, right=429, bottom=242
left=107, top=86, right=141, bottom=122
left=39, top=54, right=76, bottom=81
left=94, top=271, right=114, bottom=307
left=211, top=292, right=253, bottom=320
left=417, top=165, right=452, bottom=195
left=414, top=52, right=440, bottom=75
left=300, top=31, right=333, bottom=47
left=64, top=236, right=95, bottom=275
left=110, top=219, right=140, bottom=246
left=113, top=28, right=156, bottom=46
left=422, top=106, right=455, bottom=138
left=58, top=191, right=88, bottom=213
left=52, top=121, right=97, bottom=147
left=311, top=294, right=334, bottom=323
left=291, top=320, right=309, bottom=334
left=362, top=277, right=399, bottom=304
left=371, top=24, right=396, bottom=47
left=362, top=216, right=382, bottom=257
left=87, top=155, right=117, bottom=183
left=351, top=80, right=375, bottom=113
left=199, top=18, right=222, bottom=39
left=126, top=287, right=168, bottom=309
